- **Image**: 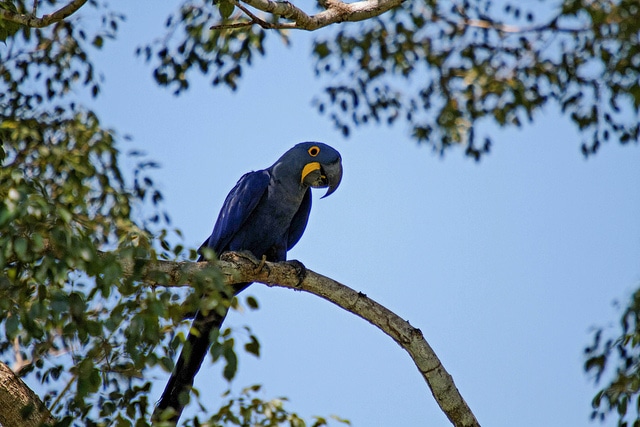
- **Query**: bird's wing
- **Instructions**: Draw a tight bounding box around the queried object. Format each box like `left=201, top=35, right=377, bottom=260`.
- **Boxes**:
left=287, top=187, right=312, bottom=250
left=201, top=170, right=270, bottom=255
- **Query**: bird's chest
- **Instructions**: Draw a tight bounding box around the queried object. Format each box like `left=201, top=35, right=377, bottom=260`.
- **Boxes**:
left=230, top=184, right=305, bottom=260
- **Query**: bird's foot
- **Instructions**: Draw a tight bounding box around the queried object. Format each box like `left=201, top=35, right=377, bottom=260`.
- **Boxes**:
left=254, top=254, right=267, bottom=274
left=286, top=259, right=307, bottom=287
left=221, top=251, right=268, bottom=275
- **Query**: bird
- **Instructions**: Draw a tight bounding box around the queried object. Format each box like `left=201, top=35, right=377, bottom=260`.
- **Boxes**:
left=153, top=142, right=343, bottom=423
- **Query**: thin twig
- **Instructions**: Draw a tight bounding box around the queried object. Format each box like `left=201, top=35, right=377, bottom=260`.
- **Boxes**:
left=210, top=21, right=255, bottom=30
left=47, top=373, right=77, bottom=415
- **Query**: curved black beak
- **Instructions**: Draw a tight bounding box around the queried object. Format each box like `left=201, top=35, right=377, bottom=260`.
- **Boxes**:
left=318, top=158, right=342, bottom=198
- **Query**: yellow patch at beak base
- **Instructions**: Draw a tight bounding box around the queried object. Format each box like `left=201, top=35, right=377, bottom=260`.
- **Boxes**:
left=301, top=162, right=321, bottom=184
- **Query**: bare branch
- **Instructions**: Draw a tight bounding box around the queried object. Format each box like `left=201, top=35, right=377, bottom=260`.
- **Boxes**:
left=210, top=21, right=255, bottom=30
left=0, top=0, right=87, bottom=28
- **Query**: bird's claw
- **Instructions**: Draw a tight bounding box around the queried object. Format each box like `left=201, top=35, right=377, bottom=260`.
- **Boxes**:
left=254, top=254, right=267, bottom=274
left=286, top=259, right=307, bottom=287
left=221, top=251, right=267, bottom=274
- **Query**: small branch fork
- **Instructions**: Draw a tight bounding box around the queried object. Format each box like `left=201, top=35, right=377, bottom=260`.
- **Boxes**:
left=0, top=0, right=87, bottom=28
left=210, top=1, right=276, bottom=31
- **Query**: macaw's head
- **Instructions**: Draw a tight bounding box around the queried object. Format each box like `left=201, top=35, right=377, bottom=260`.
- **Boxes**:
left=274, top=142, right=343, bottom=198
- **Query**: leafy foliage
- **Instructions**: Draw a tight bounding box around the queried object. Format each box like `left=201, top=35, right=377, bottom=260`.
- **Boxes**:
left=586, top=288, right=640, bottom=426
left=0, top=3, right=247, bottom=425
left=200, top=385, right=351, bottom=427
left=0, top=101, right=258, bottom=425
left=139, top=0, right=285, bottom=94
left=0, top=3, right=343, bottom=426
left=311, top=0, right=640, bottom=158
left=142, top=0, right=639, bottom=159
left=0, top=0, right=20, bottom=41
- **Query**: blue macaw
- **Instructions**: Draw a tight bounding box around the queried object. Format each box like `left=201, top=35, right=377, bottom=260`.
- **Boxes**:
left=155, top=142, right=343, bottom=422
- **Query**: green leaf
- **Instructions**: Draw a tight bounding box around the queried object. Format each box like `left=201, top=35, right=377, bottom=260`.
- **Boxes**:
left=5, top=314, right=19, bottom=338
left=50, top=293, right=69, bottom=315
left=92, top=35, right=103, bottom=48
left=13, top=236, right=28, bottom=260
left=313, top=42, right=331, bottom=59
left=0, top=1, right=20, bottom=42
left=244, top=334, right=260, bottom=357
left=246, top=295, right=259, bottom=310
left=0, top=0, right=17, bottom=13
left=222, top=342, right=238, bottom=381
left=218, top=0, right=234, bottom=20
left=69, top=292, right=86, bottom=319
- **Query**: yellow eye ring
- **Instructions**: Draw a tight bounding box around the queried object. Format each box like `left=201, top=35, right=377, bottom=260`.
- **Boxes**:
left=308, top=146, right=320, bottom=157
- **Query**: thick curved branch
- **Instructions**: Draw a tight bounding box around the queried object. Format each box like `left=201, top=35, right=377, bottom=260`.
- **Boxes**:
left=3, top=248, right=479, bottom=426
left=0, top=0, right=87, bottom=28
left=0, top=362, right=54, bottom=427
left=129, top=253, right=480, bottom=427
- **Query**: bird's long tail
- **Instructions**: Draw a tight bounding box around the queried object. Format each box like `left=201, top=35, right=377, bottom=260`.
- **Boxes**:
left=153, top=282, right=250, bottom=424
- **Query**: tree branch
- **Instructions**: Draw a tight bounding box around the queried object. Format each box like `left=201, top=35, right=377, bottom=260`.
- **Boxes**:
left=128, top=252, right=481, bottom=427
left=214, top=0, right=403, bottom=31
left=3, top=247, right=479, bottom=426
left=0, top=361, right=55, bottom=427
left=0, top=0, right=87, bottom=28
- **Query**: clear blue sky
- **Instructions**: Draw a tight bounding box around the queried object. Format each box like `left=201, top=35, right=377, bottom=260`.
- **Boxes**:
left=78, top=2, right=640, bottom=425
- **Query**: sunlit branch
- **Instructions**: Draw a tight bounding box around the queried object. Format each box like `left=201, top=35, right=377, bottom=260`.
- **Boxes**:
left=212, top=0, right=403, bottom=31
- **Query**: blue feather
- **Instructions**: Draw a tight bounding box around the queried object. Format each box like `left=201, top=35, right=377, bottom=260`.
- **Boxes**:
left=204, top=170, right=270, bottom=255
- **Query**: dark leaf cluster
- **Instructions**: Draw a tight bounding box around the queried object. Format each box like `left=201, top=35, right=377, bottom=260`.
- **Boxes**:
left=0, top=4, right=246, bottom=424
left=139, top=0, right=283, bottom=94
left=0, top=105, right=258, bottom=424
left=139, top=0, right=640, bottom=159
left=310, top=0, right=640, bottom=158
left=586, top=288, right=640, bottom=426
left=186, top=384, right=351, bottom=427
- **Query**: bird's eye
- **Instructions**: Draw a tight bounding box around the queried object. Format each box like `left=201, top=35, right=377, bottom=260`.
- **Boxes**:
left=308, top=146, right=320, bottom=157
